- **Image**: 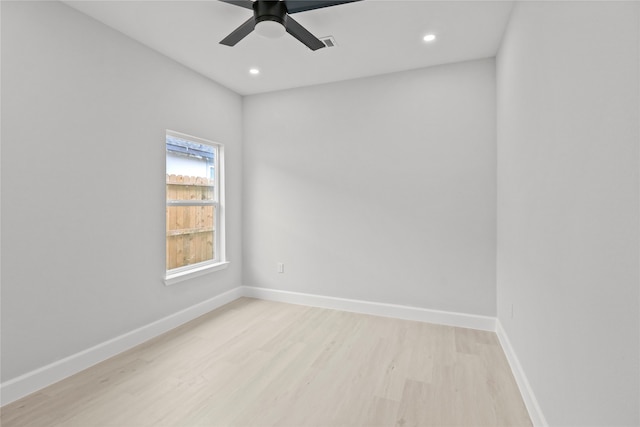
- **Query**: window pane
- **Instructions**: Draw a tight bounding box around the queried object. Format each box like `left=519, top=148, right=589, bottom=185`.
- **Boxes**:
left=166, top=205, right=216, bottom=270
left=166, top=135, right=215, bottom=185
left=165, top=140, right=216, bottom=270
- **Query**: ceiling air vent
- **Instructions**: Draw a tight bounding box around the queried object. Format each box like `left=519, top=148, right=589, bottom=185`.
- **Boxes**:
left=320, top=36, right=337, bottom=48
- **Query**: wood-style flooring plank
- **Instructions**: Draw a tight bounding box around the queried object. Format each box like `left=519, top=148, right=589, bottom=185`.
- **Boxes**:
left=1, top=298, right=532, bottom=427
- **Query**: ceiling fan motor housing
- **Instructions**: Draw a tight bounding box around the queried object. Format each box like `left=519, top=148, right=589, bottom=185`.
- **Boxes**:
left=254, top=1, right=288, bottom=26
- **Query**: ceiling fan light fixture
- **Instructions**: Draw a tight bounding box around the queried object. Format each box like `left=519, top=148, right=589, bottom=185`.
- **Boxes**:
left=219, top=0, right=362, bottom=50
left=255, top=19, right=286, bottom=38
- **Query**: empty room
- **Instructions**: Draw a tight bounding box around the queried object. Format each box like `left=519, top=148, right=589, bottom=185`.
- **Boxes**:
left=1, top=0, right=638, bottom=426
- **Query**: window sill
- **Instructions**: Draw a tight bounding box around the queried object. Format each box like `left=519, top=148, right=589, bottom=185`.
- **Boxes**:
left=164, top=261, right=230, bottom=286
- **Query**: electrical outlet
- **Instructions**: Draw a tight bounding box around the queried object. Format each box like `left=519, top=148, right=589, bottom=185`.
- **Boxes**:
left=277, top=262, right=284, bottom=274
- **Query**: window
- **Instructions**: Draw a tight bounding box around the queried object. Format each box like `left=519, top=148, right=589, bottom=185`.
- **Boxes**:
left=165, top=130, right=227, bottom=285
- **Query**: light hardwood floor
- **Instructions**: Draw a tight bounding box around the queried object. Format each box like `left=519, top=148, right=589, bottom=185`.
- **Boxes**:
left=1, top=298, right=532, bottom=427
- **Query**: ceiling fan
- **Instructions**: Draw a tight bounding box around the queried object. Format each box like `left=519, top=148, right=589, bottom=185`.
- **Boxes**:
left=219, top=0, right=362, bottom=51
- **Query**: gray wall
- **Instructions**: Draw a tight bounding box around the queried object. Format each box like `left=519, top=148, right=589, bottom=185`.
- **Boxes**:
left=243, top=59, right=497, bottom=316
left=496, top=1, right=639, bottom=425
left=1, top=1, right=243, bottom=382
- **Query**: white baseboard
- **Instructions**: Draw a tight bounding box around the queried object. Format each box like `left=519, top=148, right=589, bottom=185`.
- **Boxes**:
left=496, top=320, right=547, bottom=427
left=241, top=286, right=496, bottom=332
left=0, top=286, right=243, bottom=406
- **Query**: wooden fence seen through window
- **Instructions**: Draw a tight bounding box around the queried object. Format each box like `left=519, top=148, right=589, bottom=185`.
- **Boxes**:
left=166, top=174, right=215, bottom=270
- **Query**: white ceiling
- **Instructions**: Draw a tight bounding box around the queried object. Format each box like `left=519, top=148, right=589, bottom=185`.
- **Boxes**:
left=64, top=0, right=514, bottom=95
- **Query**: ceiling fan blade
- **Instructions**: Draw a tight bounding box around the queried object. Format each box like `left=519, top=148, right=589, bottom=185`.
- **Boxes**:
left=285, top=16, right=325, bottom=50
left=219, top=0, right=255, bottom=10
left=220, top=17, right=256, bottom=46
left=284, top=0, right=361, bottom=14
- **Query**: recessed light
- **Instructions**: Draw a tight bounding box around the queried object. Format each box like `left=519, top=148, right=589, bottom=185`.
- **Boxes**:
left=249, top=68, right=260, bottom=75
left=423, top=34, right=437, bottom=42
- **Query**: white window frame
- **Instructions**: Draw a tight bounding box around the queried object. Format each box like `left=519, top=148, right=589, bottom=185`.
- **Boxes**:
left=164, top=130, right=228, bottom=285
